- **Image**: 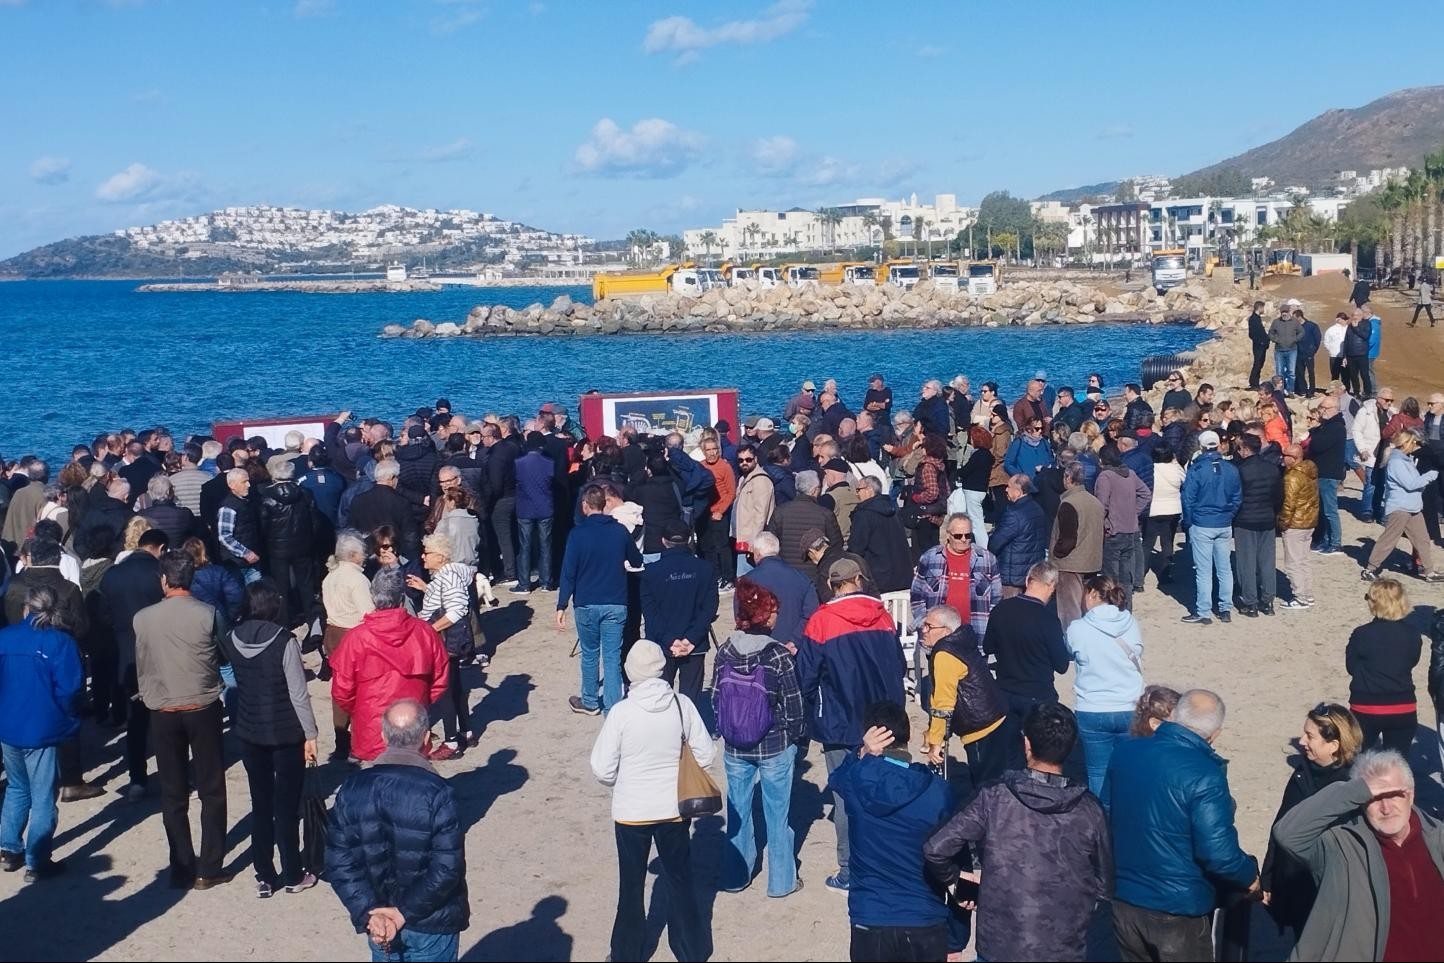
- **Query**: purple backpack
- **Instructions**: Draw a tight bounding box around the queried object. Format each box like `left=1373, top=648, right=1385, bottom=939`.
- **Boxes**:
left=715, top=658, right=775, bottom=749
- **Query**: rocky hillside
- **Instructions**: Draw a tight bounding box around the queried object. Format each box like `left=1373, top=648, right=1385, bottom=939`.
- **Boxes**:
left=1182, top=85, right=1444, bottom=188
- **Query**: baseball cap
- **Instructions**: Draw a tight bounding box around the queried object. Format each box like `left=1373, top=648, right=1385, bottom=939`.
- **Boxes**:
left=662, top=518, right=692, bottom=543
left=1198, top=429, right=1221, bottom=449
left=743, top=415, right=760, bottom=429
left=822, top=457, right=851, bottom=474
left=802, top=380, right=816, bottom=391
left=755, top=417, right=776, bottom=431
left=828, top=557, right=863, bottom=583
left=799, top=527, right=829, bottom=555
left=406, top=424, right=428, bottom=440
left=1034, top=370, right=1048, bottom=381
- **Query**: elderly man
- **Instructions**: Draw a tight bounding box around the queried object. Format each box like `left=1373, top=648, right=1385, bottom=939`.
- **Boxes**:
left=1012, top=378, right=1050, bottom=434
left=731, top=444, right=775, bottom=580
left=990, top=474, right=1048, bottom=599
left=1274, top=750, right=1444, bottom=960
left=917, top=603, right=1008, bottom=790
left=738, top=532, right=817, bottom=649
left=347, top=459, right=420, bottom=562
left=331, top=569, right=450, bottom=762
left=216, top=467, right=263, bottom=584
left=913, top=379, right=950, bottom=438
left=1050, top=462, right=1104, bottom=628
left=1, top=460, right=49, bottom=553
left=765, top=470, right=842, bottom=582
left=909, top=513, right=1001, bottom=637
left=846, top=474, right=913, bottom=594
left=329, top=700, right=468, bottom=961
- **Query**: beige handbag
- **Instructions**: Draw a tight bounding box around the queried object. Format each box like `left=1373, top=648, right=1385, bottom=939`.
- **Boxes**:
left=674, top=697, right=721, bottom=818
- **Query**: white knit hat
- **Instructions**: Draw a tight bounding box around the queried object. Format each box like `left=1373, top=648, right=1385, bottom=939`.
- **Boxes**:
left=625, top=639, right=666, bottom=681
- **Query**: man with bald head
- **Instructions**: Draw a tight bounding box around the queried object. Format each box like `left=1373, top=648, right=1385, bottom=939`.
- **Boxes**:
left=1278, top=442, right=1319, bottom=608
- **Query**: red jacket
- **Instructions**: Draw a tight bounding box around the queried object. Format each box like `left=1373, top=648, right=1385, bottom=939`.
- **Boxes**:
left=331, top=608, right=450, bottom=760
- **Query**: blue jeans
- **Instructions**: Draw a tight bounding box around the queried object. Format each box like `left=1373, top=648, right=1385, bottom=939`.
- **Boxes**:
left=1189, top=525, right=1233, bottom=618
left=963, top=489, right=988, bottom=549
left=1360, top=467, right=1377, bottom=519
left=515, top=516, right=553, bottom=588
left=369, top=929, right=459, bottom=962
left=736, top=553, right=754, bottom=578
left=722, top=746, right=797, bottom=897
left=1317, top=477, right=1341, bottom=549
left=575, top=603, right=627, bottom=712
left=218, top=662, right=237, bottom=717
left=1075, top=710, right=1133, bottom=800
left=0, top=743, right=59, bottom=868
left=1274, top=347, right=1297, bottom=383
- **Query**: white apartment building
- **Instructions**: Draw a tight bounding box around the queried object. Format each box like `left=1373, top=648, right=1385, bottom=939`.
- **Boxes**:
left=684, top=193, right=976, bottom=260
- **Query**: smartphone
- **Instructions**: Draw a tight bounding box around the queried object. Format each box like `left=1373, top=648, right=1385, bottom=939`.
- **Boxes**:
left=953, top=876, right=980, bottom=903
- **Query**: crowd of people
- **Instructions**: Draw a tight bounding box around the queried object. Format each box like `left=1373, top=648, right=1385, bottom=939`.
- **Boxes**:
left=0, top=304, right=1443, bottom=960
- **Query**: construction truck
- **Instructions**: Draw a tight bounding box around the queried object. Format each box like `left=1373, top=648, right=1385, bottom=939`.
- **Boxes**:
left=928, top=262, right=961, bottom=293
left=1264, top=249, right=1301, bottom=278
left=1151, top=248, right=1188, bottom=294
left=594, top=263, right=714, bottom=299
left=965, top=261, right=1000, bottom=297
left=879, top=260, right=921, bottom=290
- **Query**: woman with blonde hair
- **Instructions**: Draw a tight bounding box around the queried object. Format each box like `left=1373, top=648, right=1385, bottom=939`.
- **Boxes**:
left=1128, top=684, right=1180, bottom=737
left=410, top=531, right=478, bottom=759
left=1361, top=428, right=1441, bottom=581
left=114, top=515, right=151, bottom=563
left=1259, top=702, right=1364, bottom=948
left=1346, top=578, right=1425, bottom=754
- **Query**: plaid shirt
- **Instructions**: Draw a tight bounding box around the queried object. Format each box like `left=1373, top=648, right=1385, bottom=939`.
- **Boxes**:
left=909, top=543, right=1001, bottom=636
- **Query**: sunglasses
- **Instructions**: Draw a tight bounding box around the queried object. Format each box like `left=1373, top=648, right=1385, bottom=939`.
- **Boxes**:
left=947, top=532, right=973, bottom=541
left=737, top=458, right=756, bottom=465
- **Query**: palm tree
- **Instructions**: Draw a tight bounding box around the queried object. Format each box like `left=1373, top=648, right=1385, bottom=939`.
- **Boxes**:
left=743, top=224, right=760, bottom=258
left=818, top=208, right=844, bottom=254
left=1080, top=214, right=1093, bottom=265
left=1379, top=181, right=1406, bottom=271
left=861, top=212, right=881, bottom=253
left=696, top=230, right=718, bottom=263
left=1405, top=169, right=1429, bottom=268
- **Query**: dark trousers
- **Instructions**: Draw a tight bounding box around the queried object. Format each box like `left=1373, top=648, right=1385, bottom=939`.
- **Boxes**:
left=999, top=690, right=1048, bottom=771
left=695, top=511, right=733, bottom=586
left=490, top=496, right=517, bottom=582
left=849, top=923, right=949, bottom=962
left=1328, top=355, right=1345, bottom=383
left=1345, top=354, right=1372, bottom=397
left=1113, top=899, right=1212, bottom=963
left=123, top=665, right=149, bottom=786
left=1248, top=344, right=1268, bottom=389
left=151, top=701, right=227, bottom=881
left=1358, top=710, right=1416, bottom=756
left=1232, top=526, right=1277, bottom=607
left=611, top=820, right=702, bottom=963
left=662, top=653, right=706, bottom=707
left=963, top=724, right=1010, bottom=796
left=1411, top=303, right=1436, bottom=325
left=91, top=639, right=123, bottom=723
left=1102, top=531, right=1139, bottom=610
left=433, top=656, right=470, bottom=742
left=515, top=515, right=554, bottom=588
left=267, top=554, right=316, bottom=630
left=1294, top=351, right=1317, bottom=396
left=1424, top=480, right=1443, bottom=544
left=1145, top=514, right=1180, bottom=581
left=240, top=739, right=305, bottom=887
left=57, top=738, right=83, bottom=787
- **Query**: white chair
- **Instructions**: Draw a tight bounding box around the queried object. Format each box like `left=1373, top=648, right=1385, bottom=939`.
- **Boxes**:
left=880, top=590, right=921, bottom=701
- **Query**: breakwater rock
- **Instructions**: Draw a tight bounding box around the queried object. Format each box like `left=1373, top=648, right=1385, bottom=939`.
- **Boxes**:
left=381, top=279, right=1257, bottom=342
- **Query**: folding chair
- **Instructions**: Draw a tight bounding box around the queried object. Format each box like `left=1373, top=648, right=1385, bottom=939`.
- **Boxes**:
left=879, top=590, right=921, bottom=702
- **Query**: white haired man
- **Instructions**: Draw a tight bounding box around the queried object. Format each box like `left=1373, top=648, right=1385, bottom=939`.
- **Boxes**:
left=1274, top=749, right=1443, bottom=960
left=217, top=468, right=263, bottom=584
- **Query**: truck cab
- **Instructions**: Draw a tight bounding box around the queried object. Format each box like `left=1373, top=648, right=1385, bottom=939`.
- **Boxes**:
left=844, top=264, right=876, bottom=286
left=966, top=261, right=998, bottom=297
left=929, top=262, right=961, bottom=293
left=1150, top=248, right=1188, bottom=294
left=783, top=264, right=821, bottom=287
left=880, top=261, right=920, bottom=290
left=753, top=265, right=779, bottom=287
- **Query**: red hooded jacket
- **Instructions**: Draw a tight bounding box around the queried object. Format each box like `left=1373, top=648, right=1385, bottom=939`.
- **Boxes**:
left=331, top=608, right=450, bottom=760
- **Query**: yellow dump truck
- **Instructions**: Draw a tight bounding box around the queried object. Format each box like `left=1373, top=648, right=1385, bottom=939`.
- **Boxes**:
left=593, top=263, right=711, bottom=299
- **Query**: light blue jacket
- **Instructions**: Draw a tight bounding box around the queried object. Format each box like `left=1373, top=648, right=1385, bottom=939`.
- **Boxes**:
left=1066, top=603, right=1144, bottom=713
left=1382, top=452, right=1438, bottom=515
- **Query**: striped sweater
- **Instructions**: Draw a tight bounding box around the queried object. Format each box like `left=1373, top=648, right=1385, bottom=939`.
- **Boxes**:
left=418, top=562, right=475, bottom=624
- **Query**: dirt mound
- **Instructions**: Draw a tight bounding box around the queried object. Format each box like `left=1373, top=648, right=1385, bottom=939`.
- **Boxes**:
left=1257, top=272, right=1354, bottom=305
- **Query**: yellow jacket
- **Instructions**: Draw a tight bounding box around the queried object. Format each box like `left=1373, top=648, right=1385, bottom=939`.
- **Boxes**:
left=926, top=648, right=1005, bottom=748
left=1278, top=460, right=1319, bottom=530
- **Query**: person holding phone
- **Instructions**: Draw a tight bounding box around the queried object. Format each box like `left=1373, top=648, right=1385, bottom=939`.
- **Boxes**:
left=923, top=703, right=1110, bottom=962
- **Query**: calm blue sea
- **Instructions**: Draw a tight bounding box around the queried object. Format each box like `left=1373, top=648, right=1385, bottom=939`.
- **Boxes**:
left=0, top=280, right=1207, bottom=460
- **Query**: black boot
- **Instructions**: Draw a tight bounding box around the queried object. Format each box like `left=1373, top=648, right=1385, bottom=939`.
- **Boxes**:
left=329, top=728, right=351, bottom=764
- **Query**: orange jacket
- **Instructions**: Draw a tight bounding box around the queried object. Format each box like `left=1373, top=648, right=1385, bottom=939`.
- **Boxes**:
left=703, top=457, right=736, bottom=515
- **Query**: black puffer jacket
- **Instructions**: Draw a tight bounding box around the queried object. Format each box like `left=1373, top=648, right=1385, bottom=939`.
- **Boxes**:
left=847, top=493, right=913, bottom=593
left=1233, top=454, right=1283, bottom=531
left=260, top=481, right=316, bottom=559
left=395, top=441, right=439, bottom=499
left=765, top=495, right=843, bottom=579
left=140, top=500, right=198, bottom=549
left=328, top=755, right=469, bottom=936
left=925, top=627, right=1005, bottom=738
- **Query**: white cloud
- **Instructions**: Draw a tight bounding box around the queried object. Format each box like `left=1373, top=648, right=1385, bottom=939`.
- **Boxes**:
left=750, top=136, right=800, bottom=175
left=1095, top=124, right=1135, bottom=140
left=29, top=156, right=71, bottom=185
left=644, top=0, right=810, bottom=61
left=293, top=0, right=333, bottom=16
left=748, top=135, right=861, bottom=187
left=432, top=5, right=484, bottom=34
left=574, top=118, right=704, bottom=178
left=916, top=44, right=944, bottom=58
left=95, top=162, right=163, bottom=202
left=414, top=138, right=473, bottom=162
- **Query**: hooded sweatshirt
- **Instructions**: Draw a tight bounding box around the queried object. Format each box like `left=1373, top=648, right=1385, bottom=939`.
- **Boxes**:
left=796, top=593, right=906, bottom=747
left=223, top=619, right=318, bottom=746
left=590, top=678, right=715, bottom=823
left=828, top=750, right=953, bottom=927
left=330, top=607, right=451, bottom=760
left=924, top=768, right=1111, bottom=962
left=1066, top=603, right=1144, bottom=713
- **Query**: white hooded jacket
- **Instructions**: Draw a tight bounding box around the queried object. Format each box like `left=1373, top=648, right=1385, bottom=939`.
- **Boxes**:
left=590, top=678, right=716, bottom=822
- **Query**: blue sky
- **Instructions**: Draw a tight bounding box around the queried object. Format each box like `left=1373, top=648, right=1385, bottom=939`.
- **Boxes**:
left=2, top=0, right=1439, bottom=258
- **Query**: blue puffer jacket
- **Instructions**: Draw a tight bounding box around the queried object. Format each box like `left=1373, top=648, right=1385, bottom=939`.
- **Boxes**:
left=1182, top=451, right=1241, bottom=529
left=796, top=594, right=906, bottom=748
left=327, top=754, right=469, bottom=936
left=988, top=494, right=1048, bottom=587
left=1003, top=435, right=1054, bottom=479
left=1104, top=722, right=1258, bottom=916
left=0, top=616, right=85, bottom=748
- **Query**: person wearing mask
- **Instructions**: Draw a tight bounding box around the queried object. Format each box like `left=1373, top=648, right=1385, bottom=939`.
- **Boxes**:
left=1273, top=749, right=1444, bottom=962
left=796, top=558, right=905, bottom=893
left=1269, top=300, right=1304, bottom=392
left=1181, top=430, right=1241, bottom=625
left=1094, top=446, right=1150, bottom=611
left=1278, top=444, right=1320, bottom=608
left=1259, top=703, right=1363, bottom=950
left=923, top=702, right=1111, bottom=963
left=1232, top=433, right=1284, bottom=617
left=222, top=579, right=320, bottom=899
left=1107, top=690, right=1260, bottom=962
left=714, top=580, right=806, bottom=899
left=1065, top=575, right=1144, bottom=798
left=917, top=604, right=1009, bottom=792
left=826, top=701, right=953, bottom=962
left=0, top=585, right=86, bottom=881
left=1361, top=429, right=1442, bottom=581
left=1346, top=578, right=1425, bottom=755
left=1247, top=300, right=1270, bottom=389
left=590, top=640, right=713, bottom=963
